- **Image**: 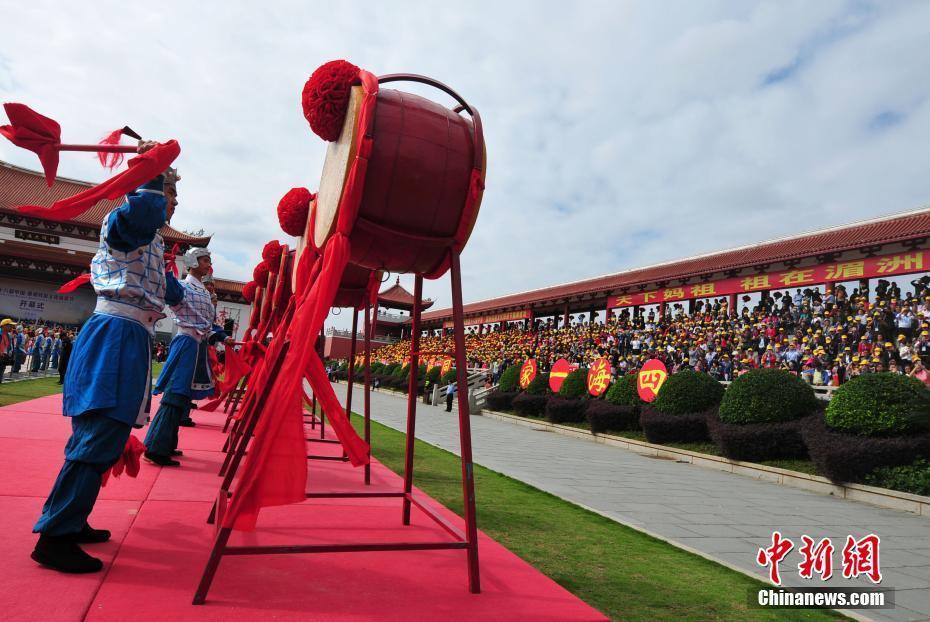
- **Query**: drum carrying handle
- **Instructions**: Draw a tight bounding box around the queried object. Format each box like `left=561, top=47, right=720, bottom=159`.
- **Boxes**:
left=377, top=73, right=484, bottom=173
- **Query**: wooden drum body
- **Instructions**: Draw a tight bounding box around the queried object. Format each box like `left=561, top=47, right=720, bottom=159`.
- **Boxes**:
left=315, top=74, right=486, bottom=278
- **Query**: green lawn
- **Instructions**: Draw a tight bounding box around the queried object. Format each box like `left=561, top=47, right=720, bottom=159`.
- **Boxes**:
left=352, top=416, right=845, bottom=622
left=0, top=362, right=165, bottom=408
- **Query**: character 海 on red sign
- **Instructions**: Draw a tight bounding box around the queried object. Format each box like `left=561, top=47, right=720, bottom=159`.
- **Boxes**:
left=549, top=358, right=571, bottom=392
left=441, top=358, right=453, bottom=376
left=520, top=359, right=537, bottom=390
left=842, top=534, right=882, bottom=584
left=757, top=531, right=794, bottom=586
left=798, top=536, right=834, bottom=581
left=587, top=358, right=611, bottom=397
left=637, top=359, right=668, bottom=402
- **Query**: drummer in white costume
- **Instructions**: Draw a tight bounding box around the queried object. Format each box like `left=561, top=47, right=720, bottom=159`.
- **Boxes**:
left=145, top=248, right=232, bottom=465
left=32, top=144, right=182, bottom=574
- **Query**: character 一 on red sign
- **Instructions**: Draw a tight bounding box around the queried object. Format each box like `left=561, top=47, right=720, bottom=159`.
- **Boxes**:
left=637, top=359, right=667, bottom=402
left=549, top=358, right=572, bottom=393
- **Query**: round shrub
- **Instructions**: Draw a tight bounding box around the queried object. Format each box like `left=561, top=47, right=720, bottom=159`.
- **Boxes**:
left=525, top=372, right=550, bottom=395
left=441, top=368, right=457, bottom=385
left=605, top=373, right=642, bottom=407
left=718, top=369, right=819, bottom=425
left=498, top=366, right=520, bottom=393
left=426, top=366, right=441, bottom=384
left=826, top=373, right=930, bottom=437
left=652, top=370, right=724, bottom=416
left=558, top=368, right=588, bottom=399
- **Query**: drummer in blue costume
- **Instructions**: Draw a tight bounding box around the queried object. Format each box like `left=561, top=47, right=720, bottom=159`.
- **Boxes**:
left=144, top=248, right=232, bottom=466
left=31, top=143, right=182, bottom=574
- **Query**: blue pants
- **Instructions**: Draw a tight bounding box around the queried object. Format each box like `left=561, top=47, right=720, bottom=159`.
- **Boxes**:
left=33, top=412, right=131, bottom=536
left=144, top=392, right=189, bottom=457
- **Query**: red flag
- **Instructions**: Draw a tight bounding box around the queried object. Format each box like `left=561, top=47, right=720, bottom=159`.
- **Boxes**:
left=58, top=273, right=91, bottom=293
left=0, top=103, right=61, bottom=186
left=16, top=140, right=180, bottom=221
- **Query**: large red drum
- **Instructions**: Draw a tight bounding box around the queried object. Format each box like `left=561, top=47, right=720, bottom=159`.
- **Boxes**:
left=314, top=73, right=486, bottom=278
left=331, top=261, right=382, bottom=309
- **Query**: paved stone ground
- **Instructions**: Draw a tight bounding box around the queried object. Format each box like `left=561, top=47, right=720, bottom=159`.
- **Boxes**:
left=334, top=382, right=930, bottom=622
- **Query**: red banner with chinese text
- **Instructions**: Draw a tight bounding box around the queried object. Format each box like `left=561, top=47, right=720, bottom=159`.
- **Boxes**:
left=607, top=250, right=929, bottom=309
left=443, top=309, right=530, bottom=329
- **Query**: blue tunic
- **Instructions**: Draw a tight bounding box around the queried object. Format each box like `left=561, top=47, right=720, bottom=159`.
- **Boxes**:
left=34, top=175, right=181, bottom=537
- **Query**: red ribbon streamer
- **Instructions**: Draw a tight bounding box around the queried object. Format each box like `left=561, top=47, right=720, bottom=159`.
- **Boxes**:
left=16, top=140, right=180, bottom=222
left=57, top=273, right=91, bottom=293
left=101, top=436, right=146, bottom=486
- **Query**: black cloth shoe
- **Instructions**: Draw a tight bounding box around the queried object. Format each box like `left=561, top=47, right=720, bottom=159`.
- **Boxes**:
left=144, top=452, right=180, bottom=467
left=170, top=449, right=183, bottom=456
left=31, top=534, right=103, bottom=573
left=179, top=419, right=196, bottom=427
left=73, top=523, right=111, bottom=544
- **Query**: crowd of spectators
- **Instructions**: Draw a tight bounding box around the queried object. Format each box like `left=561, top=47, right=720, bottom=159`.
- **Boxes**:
left=373, top=277, right=930, bottom=387
left=0, top=320, right=75, bottom=384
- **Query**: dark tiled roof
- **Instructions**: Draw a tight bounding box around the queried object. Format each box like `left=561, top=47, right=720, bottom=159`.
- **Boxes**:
left=0, top=160, right=211, bottom=245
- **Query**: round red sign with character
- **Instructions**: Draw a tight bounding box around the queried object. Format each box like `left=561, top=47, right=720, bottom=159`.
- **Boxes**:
left=587, top=358, right=612, bottom=397
left=637, top=359, right=668, bottom=402
left=519, top=359, right=537, bottom=389
left=549, top=358, right=572, bottom=393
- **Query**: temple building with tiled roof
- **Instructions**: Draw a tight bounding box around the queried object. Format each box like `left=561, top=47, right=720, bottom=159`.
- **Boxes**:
left=0, top=160, right=249, bottom=338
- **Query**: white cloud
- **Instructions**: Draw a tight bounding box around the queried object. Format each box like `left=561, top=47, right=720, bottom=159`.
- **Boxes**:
left=1, top=0, right=929, bottom=329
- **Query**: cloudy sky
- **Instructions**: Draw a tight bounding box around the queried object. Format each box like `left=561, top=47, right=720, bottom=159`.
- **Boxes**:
left=2, top=1, right=929, bottom=328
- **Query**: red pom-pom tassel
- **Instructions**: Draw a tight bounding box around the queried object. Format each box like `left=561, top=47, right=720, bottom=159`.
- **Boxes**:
left=277, top=187, right=314, bottom=236
left=262, top=240, right=284, bottom=273
left=253, top=262, right=270, bottom=286
left=242, top=280, right=257, bottom=303
left=301, top=60, right=361, bottom=141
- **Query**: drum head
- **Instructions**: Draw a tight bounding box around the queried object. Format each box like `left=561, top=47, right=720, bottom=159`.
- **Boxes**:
left=291, top=198, right=317, bottom=293
left=314, top=85, right=364, bottom=249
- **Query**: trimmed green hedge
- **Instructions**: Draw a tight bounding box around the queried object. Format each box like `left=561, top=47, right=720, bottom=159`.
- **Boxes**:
left=863, top=458, right=930, bottom=496
left=526, top=372, right=550, bottom=395
left=498, top=366, right=521, bottom=393
left=652, top=370, right=724, bottom=416
left=718, top=369, right=819, bottom=425
left=559, top=368, right=589, bottom=399
left=825, top=373, right=930, bottom=436
left=441, top=368, right=457, bottom=385
left=426, top=366, right=441, bottom=384
left=606, top=373, right=642, bottom=407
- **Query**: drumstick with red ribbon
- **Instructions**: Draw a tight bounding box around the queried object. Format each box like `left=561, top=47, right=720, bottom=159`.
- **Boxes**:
left=0, top=103, right=142, bottom=186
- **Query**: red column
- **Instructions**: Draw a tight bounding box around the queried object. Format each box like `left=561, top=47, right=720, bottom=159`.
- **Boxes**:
left=563, top=303, right=570, bottom=328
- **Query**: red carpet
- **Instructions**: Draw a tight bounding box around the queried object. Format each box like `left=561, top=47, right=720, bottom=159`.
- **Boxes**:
left=0, top=393, right=606, bottom=621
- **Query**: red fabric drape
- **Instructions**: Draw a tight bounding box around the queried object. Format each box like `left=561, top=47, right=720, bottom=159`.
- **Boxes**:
left=100, top=436, right=145, bottom=486
left=58, top=273, right=91, bottom=293
left=16, top=140, right=180, bottom=221
left=216, top=346, right=251, bottom=394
